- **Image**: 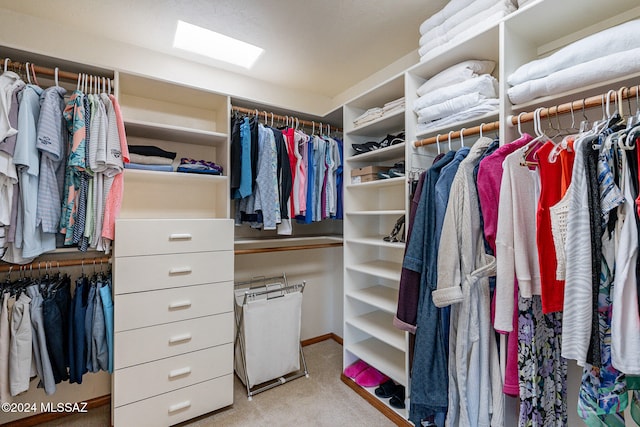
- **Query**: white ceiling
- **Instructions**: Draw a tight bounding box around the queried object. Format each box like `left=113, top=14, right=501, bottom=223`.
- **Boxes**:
left=1, top=0, right=448, bottom=98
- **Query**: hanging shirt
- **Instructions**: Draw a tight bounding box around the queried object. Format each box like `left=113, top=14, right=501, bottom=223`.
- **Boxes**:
left=293, top=130, right=307, bottom=216
left=252, top=124, right=280, bottom=230
left=0, top=71, right=22, bottom=142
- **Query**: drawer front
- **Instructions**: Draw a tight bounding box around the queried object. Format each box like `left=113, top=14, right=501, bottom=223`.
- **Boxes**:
left=113, top=343, right=232, bottom=407
left=115, top=218, right=233, bottom=257
left=114, top=281, right=232, bottom=332
left=114, top=251, right=233, bottom=294
left=114, top=312, right=233, bottom=369
left=113, top=374, right=233, bottom=427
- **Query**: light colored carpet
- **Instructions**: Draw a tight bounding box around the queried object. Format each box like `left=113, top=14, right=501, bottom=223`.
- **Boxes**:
left=36, top=339, right=394, bottom=426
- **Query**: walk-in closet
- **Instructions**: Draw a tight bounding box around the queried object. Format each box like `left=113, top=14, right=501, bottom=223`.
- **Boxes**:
left=1, top=0, right=640, bottom=426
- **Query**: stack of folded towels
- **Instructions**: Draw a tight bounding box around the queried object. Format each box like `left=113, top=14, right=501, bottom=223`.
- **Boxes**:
left=508, top=18, right=640, bottom=105
left=418, top=0, right=516, bottom=61
left=414, top=60, right=499, bottom=134
left=126, top=145, right=176, bottom=172
left=353, top=97, right=405, bottom=128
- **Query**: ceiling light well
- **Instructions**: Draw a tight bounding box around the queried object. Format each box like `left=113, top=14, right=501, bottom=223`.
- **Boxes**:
left=173, top=20, right=264, bottom=69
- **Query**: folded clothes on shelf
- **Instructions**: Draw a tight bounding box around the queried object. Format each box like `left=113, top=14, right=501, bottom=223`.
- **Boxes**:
left=176, top=157, right=223, bottom=175
left=353, top=107, right=384, bottom=127
left=129, top=153, right=174, bottom=165
left=417, top=60, right=495, bottom=97
left=124, top=162, right=174, bottom=172
left=415, top=99, right=499, bottom=135
left=416, top=92, right=486, bottom=124
left=413, top=74, right=498, bottom=113
left=127, top=145, right=177, bottom=159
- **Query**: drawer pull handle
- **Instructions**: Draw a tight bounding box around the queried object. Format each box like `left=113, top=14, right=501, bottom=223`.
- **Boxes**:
left=169, top=266, right=192, bottom=275
left=169, top=300, right=192, bottom=310
left=168, top=333, right=192, bottom=344
left=169, top=233, right=192, bottom=241
left=168, top=367, right=191, bottom=379
left=168, top=400, right=191, bottom=413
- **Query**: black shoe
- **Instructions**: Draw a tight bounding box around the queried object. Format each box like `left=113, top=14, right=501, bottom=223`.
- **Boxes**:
left=383, top=216, right=405, bottom=242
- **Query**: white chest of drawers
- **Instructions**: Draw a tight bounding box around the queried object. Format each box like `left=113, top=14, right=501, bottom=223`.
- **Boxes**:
left=113, top=218, right=234, bottom=427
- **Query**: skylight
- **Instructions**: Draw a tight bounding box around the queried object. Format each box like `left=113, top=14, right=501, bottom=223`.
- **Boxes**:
left=173, top=20, right=264, bottom=69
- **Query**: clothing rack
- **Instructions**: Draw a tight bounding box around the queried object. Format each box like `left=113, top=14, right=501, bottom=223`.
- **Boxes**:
left=0, top=256, right=112, bottom=273
left=235, top=241, right=343, bottom=255
left=231, top=105, right=343, bottom=133
left=2, top=57, right=114, bottom=86
left=413, top=83, right=640, bottom=148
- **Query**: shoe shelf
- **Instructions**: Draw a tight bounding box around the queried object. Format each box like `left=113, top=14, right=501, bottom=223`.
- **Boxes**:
left=346, top=285, right=398, bottom=313
left=346, top=260, right=402, bottom=282
left=349, top=110, right=405, bottom=136
left=346, top=143, right=405, bottom=164
left=347, top=237, right=404, bottom=249
left=346, top=311, right=405, bottom=351
left=344, top=338, right=406, bottom=386
left=345, top=176, right=405, bottom=190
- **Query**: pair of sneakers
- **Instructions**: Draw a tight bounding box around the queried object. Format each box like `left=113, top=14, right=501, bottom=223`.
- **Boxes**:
left=352, top=132, right=405, bottom=155
left=377, top=161, right=405, bottom=179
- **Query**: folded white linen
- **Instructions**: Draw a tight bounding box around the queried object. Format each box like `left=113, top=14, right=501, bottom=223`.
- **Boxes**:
left=382, top=104, right=405, bottom=116
left=129, top=153, right=174, bottom=165
left=508, top=18, right=640, bottom=86
left=413, top=74, right=498, bottom=113
left=517, top=0, right=536, bottom=7
left=417, top=60, right=495, bottom=97
left=415, top=99, right=500, bottom=134
left=417, top=92, right=485, bottom=124
left=384, top=97, right=405, bottom=108
left=353, top=107, right=383, bottom=125
left=419, top=3, right=515, bottom=57
left=419, top=0, right=477, bottom=35
left=419, top=0, right=510, bottom=47
left=508, top=46, right=640, bottom=105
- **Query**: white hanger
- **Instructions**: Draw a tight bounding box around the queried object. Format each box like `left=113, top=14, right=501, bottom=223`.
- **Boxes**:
left=435, top=134, right=442, bottom=155
left=25, top=62, right=32, bottom=84
left=108, top=78, right=111, bottom=95
left=3, top=58, right=9, bottom=73
left=447, top=130, right=454, bottom=151
left=271, top=113, right=274, bottom=127
left=516, top=112, right=526, bottom=138
left=479, top=123, right=485, bottom=138
left=54, top=67, right=59, bottom=87
left=459, top=128, right=465, bottom=147
left=76, top=73, right=81, bottom=91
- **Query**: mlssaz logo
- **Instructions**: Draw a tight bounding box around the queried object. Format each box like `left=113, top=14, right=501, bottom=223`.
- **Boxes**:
left=111, top=149, right=121, bottom=158
left=38, top=136, right=52, bottom=145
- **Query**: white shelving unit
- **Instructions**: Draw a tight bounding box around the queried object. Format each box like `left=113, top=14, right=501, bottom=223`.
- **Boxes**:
left=342, top=73, right=410, bottom=421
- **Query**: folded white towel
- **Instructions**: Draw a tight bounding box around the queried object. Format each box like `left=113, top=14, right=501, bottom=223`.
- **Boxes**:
left=417, top=92, right=486, bottom=124
left=508, top=46, right=640, bottom=105
left=416, top=99, right=500, bottom=135
left=417, top=60, right=495, bottom=97
left=419, top=3, right=515, bottom=57
left=414, top=74, right=498, bottom=113
left=419, top=0, right=510, bottom=47
left=419, top=0, right=477, bottom=36
left=353, top=107, right=383, bottom=126
left=508, top=18, right=640, bottom=86
left=384, top=97, right=405, bottom=108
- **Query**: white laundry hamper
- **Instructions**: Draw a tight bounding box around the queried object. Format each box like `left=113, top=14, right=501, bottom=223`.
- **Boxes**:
left=234, top=274, right=308, bottom=399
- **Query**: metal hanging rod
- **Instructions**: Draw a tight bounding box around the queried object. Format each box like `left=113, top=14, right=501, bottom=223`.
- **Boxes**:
left=2, top=57, right=113, bottom=84
left=232, top=105, right=342, bottom=133
left=0, top=256, right=111, bottom=273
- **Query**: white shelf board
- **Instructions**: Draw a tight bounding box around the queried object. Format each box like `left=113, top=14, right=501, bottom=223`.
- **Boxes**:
left=349, top=110, right=405, bottom=136
left=123, top=168, right=227, bottom=183
left=346, top=285, right=398, bottom=313
left=346, top=260, right=402, bottom=282
left=346, top=311, right=405, bottom=351
left=125, top=119, right=227, bottom=146
left=345, top=210, right=405, bottom=216
left=345, top=338, right=406, bottom=386
left=346, top=75, right=404, bottom=110
left=415, top=111, right=500, bottom=142
left=347, top=143, right=405, bottom=163
left=347, top=237, right=404, bottom=250
left=346, top=177, right=405, bottom=190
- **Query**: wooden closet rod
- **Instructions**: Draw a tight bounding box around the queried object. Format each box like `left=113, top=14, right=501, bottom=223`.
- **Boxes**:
left=232, top=105, right=343, bottom=133
left=413, top=83, right=640, bottom=148
left=235, top=242, right=343, bottom=255
left=0, top=256, right=111, bottom=273
left=2, top=58, right=113, bottom=83
left=413, top=120, right=500, bottom=148
left=509, top=84, right=640, bottom=126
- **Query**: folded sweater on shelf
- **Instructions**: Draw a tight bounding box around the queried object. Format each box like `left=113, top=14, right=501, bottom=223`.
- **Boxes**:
left=508, top=46, right=640, bottom=105
left=128, top=153, right=174, bottom=165
left=417, top=60, right=495, bottom=96
left=419, top=0, right=512, bottom=47
left=124, top=162, right=174, bottom=172
left=419, top=3, right=515, bottom=59
left=417, top=92, right=488, bottom=124
left=413, top=74, right=498, bottom=113
left=508, top=18, right=640, bottom=86
left=415, top=99, right=499, bottom=135
left=127, top=145, right=177, bottom=159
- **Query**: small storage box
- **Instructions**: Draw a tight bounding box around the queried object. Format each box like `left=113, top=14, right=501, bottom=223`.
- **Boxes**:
left=351, top=165, right=392, bottom=184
